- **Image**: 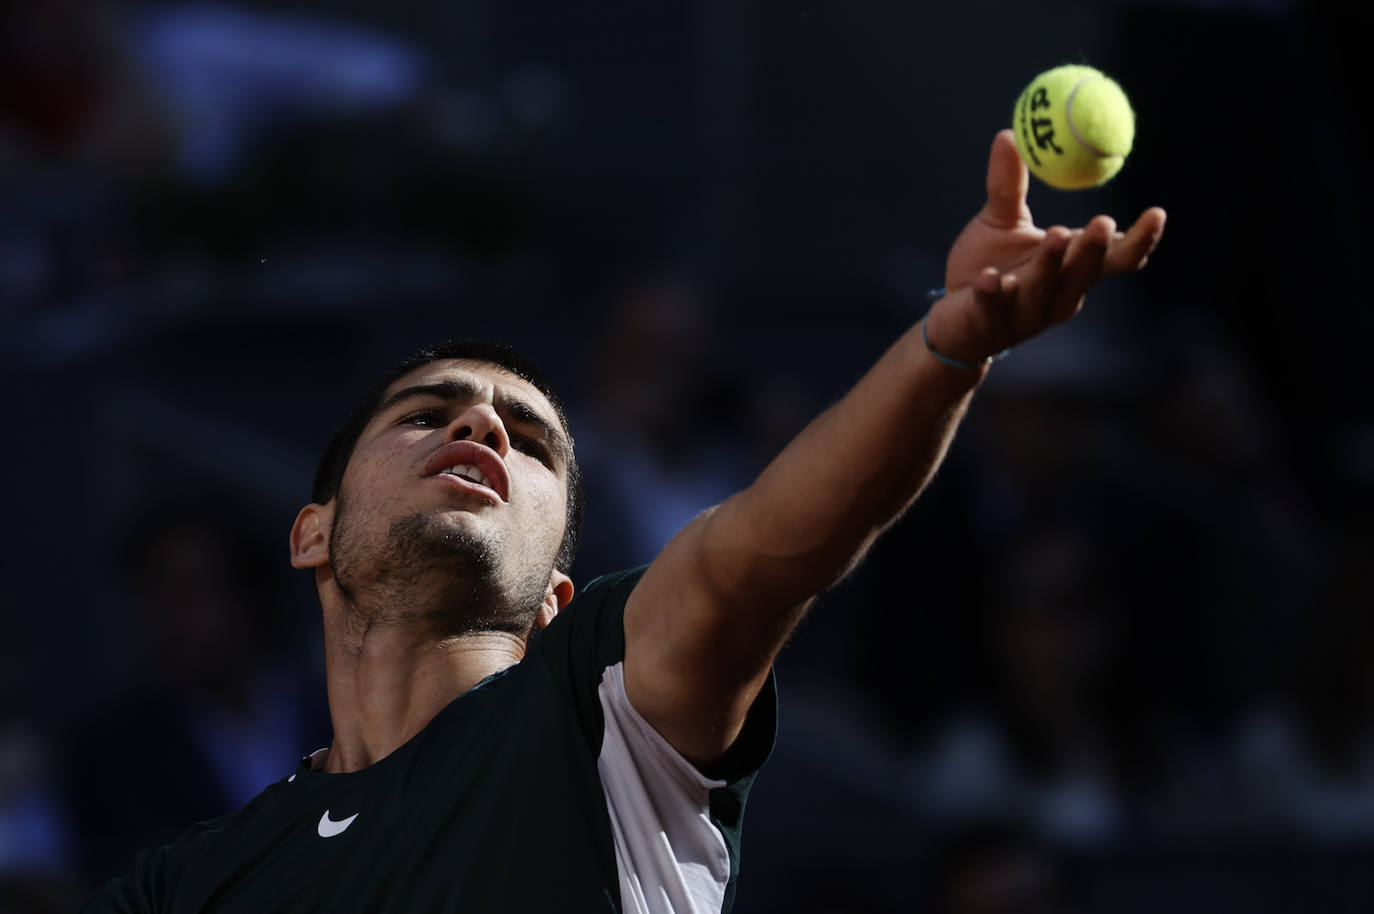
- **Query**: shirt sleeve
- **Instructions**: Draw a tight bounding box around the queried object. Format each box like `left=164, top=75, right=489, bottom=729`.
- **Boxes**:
left=532, top=566, right=647, bottom=755
left=596, top=661, right=776, bottom=914
left=533, top=565, right=777, bottom=779
left=533, top=567, right=778, bottom=913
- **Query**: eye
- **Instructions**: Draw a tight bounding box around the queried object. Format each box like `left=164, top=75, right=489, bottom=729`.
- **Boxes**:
left=511, top=434, right=550, bottom=464
left=400, top=409, right=446, bottom=428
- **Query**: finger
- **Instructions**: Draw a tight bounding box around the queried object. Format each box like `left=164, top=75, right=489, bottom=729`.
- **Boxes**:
left=974, top=265, right=1002, bottom=295
left=1015, top=226, right=1072, bottom=322
left=982, top=130, right=1031, bottom=228
left=970, top=267, right=1015, bottom=347
left=972, top=266, right=1012, bottom=315
left=1057, top=216, right=1114, bottom=318
left=1104, top=207, right=1167, bottom=276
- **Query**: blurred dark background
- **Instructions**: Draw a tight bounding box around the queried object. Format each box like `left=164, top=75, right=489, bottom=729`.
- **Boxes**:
left=2, top=0, right=1372, bottom=911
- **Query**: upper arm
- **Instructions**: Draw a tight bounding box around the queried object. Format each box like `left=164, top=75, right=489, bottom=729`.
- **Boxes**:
left=621, top=493, right=807, bottom=765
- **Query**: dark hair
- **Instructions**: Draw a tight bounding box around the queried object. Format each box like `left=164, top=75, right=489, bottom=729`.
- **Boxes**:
left=311, top=339, right=583, bottom=572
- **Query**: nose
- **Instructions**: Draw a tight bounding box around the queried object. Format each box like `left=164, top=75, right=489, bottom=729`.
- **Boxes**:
left=445, top=402, right=510, bottom=457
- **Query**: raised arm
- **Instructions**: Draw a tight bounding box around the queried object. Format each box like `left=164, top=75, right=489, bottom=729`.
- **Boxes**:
left=623, top=130, right=1166, bottom=764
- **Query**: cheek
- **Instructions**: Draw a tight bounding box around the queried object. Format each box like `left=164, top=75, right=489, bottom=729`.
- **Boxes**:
left=366, top=443, right=411, bottom=477
left=520, top=472, right=568, bottom=535
left=344, top=438, right=420, bottom=503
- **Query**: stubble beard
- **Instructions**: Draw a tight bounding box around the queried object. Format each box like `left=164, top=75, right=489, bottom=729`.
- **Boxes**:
left=328, top=490, right=550, bottom=640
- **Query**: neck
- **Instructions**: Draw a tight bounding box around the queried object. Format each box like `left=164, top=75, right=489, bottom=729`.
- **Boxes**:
left=319, top=605, right=527, bottom=773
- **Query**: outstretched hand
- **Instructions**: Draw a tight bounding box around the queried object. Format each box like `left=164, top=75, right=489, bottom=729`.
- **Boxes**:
left=928, top=130, right=1166, bottom=365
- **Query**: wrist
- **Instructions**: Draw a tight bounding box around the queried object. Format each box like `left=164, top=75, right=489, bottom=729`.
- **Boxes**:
left=922, top=290, right=1010, bottom=372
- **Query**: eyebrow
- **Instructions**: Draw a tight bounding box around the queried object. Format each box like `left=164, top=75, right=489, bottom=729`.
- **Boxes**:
left=377, top=379, right=571, bottom=465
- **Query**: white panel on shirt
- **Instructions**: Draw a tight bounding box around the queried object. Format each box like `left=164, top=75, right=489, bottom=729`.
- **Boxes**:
left=597, top=661, right=732, bottom=914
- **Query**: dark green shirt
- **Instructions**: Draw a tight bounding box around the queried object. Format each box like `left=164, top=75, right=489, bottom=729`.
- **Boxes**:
left=83, top=568, right=776, bottom=913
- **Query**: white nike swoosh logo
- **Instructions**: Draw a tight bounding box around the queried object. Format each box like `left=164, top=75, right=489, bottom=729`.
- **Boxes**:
left=317, top=810, right=359, bottom=838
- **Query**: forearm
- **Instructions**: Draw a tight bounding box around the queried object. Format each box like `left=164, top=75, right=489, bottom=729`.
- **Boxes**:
left=701, top=302, right=985, bottom=607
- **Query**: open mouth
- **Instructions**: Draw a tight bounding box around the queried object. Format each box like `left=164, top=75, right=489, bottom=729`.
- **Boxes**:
left=423, top=440, right=510, bottom=502
left=437, top=464, right=499, bottom=499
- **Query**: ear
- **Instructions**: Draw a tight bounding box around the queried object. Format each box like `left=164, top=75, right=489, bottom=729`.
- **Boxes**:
left=289, top=503, right=333, bottom=569
left=533, top=569, right=575, bottom=631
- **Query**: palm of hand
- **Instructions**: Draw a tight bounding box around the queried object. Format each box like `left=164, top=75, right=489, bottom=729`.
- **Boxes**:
left=944, top=207, right=1041, bottom=292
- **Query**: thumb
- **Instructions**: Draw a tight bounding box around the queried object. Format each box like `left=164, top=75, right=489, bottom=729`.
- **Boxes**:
left=983, top=130, right=1030, bottom=227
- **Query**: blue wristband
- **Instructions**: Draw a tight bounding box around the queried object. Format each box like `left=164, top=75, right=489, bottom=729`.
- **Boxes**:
left=922, top=287, right=1011, bottom=371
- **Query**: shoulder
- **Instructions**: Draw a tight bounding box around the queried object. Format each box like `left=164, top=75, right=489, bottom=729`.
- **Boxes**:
left=81, top=812, right=236, bottom=913
left=534, top=567, right=647, bottom=676
left=81, top=776, right=297, bottom=914
left=556, top=567, right=648, bottom=632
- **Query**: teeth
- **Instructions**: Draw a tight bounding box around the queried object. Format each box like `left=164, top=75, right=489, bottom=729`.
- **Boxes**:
left=441, top=464, right=492, bottom=489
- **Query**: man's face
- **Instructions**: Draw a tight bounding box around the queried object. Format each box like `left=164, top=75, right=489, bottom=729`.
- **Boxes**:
left=321, top=359, right=572, bottom=634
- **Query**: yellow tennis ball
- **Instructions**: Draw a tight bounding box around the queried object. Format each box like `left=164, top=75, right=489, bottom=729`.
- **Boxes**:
left=1012, top=65, right=1135, bottom=190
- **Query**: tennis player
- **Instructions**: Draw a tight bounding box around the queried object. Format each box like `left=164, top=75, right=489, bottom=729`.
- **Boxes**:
left=84, top=131, right=1164, bottom=913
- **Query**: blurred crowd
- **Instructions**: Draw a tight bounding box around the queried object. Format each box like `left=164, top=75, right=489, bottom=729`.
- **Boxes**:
left=2, top=1, right=1372, bottom=913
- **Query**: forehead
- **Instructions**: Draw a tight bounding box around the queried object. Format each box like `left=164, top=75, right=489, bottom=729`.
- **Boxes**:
left=380, top=358, right=561, bottom=425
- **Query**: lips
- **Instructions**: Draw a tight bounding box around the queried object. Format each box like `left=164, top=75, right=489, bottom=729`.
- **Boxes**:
left=422, top=440, right=510, bottom=503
